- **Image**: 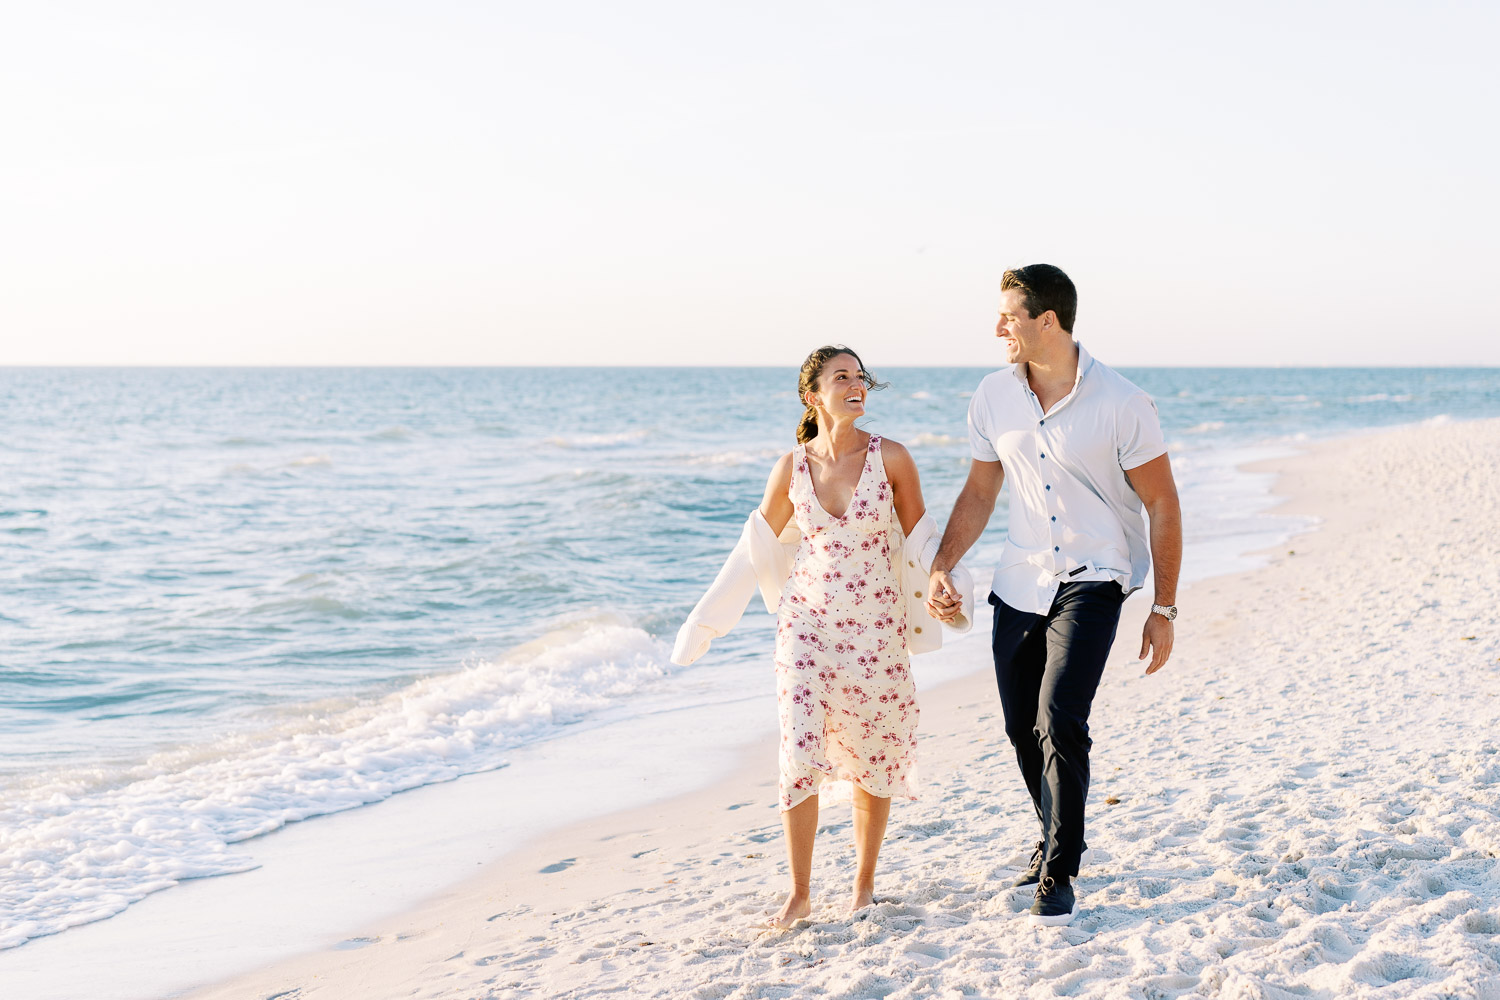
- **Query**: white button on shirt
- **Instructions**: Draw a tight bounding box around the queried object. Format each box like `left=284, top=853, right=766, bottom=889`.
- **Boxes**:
left=967, top=343, right=1168, bottom=615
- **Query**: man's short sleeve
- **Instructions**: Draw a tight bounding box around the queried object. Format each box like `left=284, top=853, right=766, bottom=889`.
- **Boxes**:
left=968, top=387, right=999, bottom=462
left=1117, top=392, right=1169, bottom=471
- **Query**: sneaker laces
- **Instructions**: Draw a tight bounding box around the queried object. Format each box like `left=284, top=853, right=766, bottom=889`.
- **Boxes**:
left=1036, top=875, right=1056, bottom=898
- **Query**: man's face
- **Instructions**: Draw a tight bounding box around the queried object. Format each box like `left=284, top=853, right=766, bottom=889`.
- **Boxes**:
left=995, top=287, right=1045, bottom=364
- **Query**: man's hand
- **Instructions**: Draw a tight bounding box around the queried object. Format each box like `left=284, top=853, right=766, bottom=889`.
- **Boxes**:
left=926, top=568, right=962, bottom=623
left=1139, top=613, right=1174, bottom=674
left=1126, top=454, right=1181, bottom=678
left=924, top=459, right=1001, bottom=626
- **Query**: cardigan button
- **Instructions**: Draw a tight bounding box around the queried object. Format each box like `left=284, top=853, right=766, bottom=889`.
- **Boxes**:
left=913, top=626, right=923, bottom=634
left=915, top=590, right=923, bottom=598
left=907, top=560, right=915, bottom=568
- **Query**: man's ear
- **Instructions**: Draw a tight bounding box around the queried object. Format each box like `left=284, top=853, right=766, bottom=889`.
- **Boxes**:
left=1039, top=309, right=1058, bottom=333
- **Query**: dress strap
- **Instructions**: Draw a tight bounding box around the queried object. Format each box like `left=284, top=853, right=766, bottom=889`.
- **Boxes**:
left=865, top=433, right=889, bottom=490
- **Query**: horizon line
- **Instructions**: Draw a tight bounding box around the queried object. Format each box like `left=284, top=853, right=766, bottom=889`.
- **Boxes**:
left=2, top=362, right=1496, bottom=371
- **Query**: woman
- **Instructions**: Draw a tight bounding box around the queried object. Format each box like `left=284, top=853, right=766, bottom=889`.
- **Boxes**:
left=672, top=346, right=972, bottom=928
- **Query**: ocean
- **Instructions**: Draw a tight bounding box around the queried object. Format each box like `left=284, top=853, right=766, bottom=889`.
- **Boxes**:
left=2, top=364, right=1498, bottom=956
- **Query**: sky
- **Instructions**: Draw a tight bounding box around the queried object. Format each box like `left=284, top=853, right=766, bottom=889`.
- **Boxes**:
left=1, top=1, right=1497, bottom=367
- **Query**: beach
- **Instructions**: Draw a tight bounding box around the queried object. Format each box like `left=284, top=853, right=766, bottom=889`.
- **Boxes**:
left=5, top=0, right=1499, bottom=992
left=163, top=417, right=1500, bottom=998
left=3, top=363, right=1387, bottom=974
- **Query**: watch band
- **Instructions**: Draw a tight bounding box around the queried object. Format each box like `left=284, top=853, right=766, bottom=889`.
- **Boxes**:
left=1150, top=604, right=1178, bottom=621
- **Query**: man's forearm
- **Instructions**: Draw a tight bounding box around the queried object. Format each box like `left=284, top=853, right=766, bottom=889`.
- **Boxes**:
left=1148, top=499, right=1182, bottom=605
left=932, top=488, right=996, bottom=574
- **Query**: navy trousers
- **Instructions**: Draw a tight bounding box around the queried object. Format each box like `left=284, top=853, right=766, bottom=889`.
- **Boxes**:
left=989, top=580, right=1125, bottom=879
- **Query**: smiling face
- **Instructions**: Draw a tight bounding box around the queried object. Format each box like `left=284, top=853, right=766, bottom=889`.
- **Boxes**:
left=996, top=287, right=1049, bottom=364
left=805, top=352, right=868, bottom=420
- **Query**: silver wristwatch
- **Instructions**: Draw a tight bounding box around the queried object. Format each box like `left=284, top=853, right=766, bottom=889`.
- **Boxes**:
left=1150, top=604, right=1178, bottom=621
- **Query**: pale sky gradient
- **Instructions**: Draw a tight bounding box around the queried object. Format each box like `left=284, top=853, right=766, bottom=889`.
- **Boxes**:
left=2, top=1, right=1496, bottom=366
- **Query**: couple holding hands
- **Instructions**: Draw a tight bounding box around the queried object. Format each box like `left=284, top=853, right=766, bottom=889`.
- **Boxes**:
left=673, top=264, right=1183, bottom=928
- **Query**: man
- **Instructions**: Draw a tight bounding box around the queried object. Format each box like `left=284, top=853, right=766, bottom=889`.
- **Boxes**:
left=927, top=264, right=1182, bottom=927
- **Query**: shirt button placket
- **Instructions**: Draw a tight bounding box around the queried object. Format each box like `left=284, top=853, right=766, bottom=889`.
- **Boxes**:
left=1041, top=422, right=1056, bottom=580
left=1050, top=450, right=1062, bottom=565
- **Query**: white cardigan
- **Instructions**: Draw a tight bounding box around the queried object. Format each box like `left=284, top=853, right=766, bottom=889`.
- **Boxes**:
left=671, top=510, right=975, bottom=667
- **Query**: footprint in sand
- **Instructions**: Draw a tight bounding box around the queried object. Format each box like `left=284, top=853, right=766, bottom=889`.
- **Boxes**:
left=905, top=940, right=948, bottom=960
left=332, top=936, right=379, bottom=951
left=727, top=801, right=754, bottom=810
left=540, top=858, right=576, bottom=874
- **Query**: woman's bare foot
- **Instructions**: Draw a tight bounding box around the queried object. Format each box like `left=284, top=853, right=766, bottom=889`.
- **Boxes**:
left=767, top=890, right=812, bottom=929
left=847, top=883, right=876, bottom=916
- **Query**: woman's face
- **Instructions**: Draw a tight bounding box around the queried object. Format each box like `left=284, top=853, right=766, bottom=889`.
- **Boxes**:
left=806, top=353, right=867, bottom=421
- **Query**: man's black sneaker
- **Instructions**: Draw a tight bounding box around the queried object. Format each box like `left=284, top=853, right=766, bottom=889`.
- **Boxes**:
left=1011, top=841, right=1045, bottom=887
left=1012, top=841, right=1092, bottom=888
left=1029, top=875, right=1077, bottom=926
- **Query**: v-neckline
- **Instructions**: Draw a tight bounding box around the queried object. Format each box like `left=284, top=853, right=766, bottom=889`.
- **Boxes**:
left=804, top=436, right=874, bottom=521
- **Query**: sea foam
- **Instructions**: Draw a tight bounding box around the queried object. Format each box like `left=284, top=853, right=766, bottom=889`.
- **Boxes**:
left=545, top=429, right=652, bottom=449
left=910, top=432, right=962, bottom=447
left=0, top=620, right=670, bottom=950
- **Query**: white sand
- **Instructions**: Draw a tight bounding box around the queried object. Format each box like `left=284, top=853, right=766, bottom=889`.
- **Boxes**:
left=186, top=417, right=1500, bottom=999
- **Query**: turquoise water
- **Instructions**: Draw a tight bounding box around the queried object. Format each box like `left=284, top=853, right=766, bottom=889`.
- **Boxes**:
left=1, top=364, right=1497, bottom=948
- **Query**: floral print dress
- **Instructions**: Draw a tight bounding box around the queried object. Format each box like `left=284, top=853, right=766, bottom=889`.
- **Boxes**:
left=775, top=434, right=919, bottom=810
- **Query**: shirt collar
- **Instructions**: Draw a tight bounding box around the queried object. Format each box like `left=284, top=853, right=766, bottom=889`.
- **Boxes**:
left=1075, top=341, right=1095, bottom=384
left=1009, top=341, right=1094, bottom=385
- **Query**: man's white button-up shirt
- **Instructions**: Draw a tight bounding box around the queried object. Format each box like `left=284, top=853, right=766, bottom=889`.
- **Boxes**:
left=967, top=343, right=1168, bottom=615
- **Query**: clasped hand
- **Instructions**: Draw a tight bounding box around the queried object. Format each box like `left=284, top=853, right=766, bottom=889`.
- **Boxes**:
left=925, top=569, right=963, bottom=623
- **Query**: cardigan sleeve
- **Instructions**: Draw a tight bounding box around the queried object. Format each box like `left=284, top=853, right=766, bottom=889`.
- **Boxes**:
left=895, top=513, right=975, bottom=655
left=916, top=530, right=974, bottom=634
left=671, top=519, right=759, bottom=666
left=748, top=510, right=797, bottom=613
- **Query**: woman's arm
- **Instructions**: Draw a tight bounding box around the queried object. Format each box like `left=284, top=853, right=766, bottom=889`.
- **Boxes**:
left=881, top=440, right=926, bottom=536
left=759, top=452, right=796, bottom=535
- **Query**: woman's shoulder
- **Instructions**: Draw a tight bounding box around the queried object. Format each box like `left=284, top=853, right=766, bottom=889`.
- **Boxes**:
left=767, top=449, right=797, bottom=482
left=873, top=436, right=918, bottom=480
left=873, top=435, right=912, bottom=462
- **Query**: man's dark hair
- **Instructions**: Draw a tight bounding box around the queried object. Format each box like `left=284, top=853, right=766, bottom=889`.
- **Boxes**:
left=1001, top=264, right=1077, bottom=333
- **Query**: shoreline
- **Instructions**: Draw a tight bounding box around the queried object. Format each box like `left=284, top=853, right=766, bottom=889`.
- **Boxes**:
left=0, top=407, right=1414, bottom=965
left=180, top=416, right=1500, bottom=999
